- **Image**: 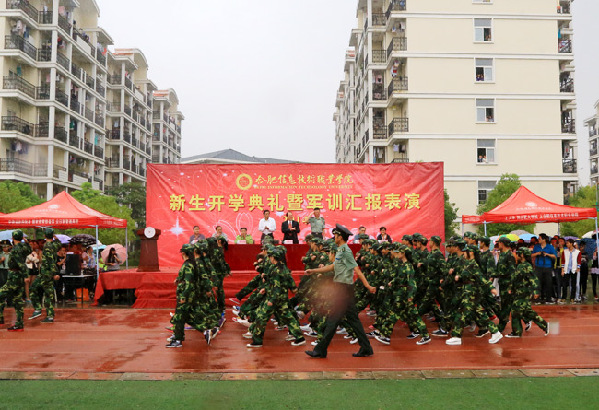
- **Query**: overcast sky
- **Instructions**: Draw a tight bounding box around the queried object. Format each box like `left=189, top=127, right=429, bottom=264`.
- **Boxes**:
left=99, top=0, right=598, bottom=183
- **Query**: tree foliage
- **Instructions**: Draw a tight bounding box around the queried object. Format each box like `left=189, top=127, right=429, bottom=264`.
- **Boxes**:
left=68, top=183, right=136, bottom=245
left=476, top=173, right=535, bottom=236
left=0, top=181, right=44, bottom=213
left=105, top=182, right=146, bottom=228
left=560, top=185, right=599, bottom=238
left=444, top=189, right=459, bottom=238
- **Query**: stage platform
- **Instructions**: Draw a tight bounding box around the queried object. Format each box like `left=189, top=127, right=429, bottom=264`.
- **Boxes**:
left=0, top=304, right=598, bottom=379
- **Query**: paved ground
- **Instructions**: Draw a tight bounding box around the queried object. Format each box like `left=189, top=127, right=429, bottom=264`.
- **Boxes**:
left=0, top=304, right=597, bottom=380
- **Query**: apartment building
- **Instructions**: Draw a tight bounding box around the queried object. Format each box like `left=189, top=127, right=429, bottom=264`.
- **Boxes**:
left=0, top=0, right=183, bottom=199
left=585, top=103, right=599, bottom=185
left=334, top=0, right=578, bottom=217
left=151, top=89, right=182, bottom=165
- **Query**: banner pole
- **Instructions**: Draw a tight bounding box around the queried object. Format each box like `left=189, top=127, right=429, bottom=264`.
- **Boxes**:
left=125, top=226, right=129, bottom=270
left=484, top=221, right=488, bottom=236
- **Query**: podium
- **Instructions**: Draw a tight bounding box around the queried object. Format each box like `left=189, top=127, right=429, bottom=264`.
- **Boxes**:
left=135, top=228, right=161, bottom=272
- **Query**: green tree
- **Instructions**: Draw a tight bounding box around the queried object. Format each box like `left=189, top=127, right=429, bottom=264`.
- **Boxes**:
left=476, top=173, right=535, bottom=236
left=561, top=185, right=599, bottom=238
left=0, top=181, right=44, bottom=213
left=105, top=182, right=146, bottom=228
left=68, top=183, right=136, bottom=245
left=444, top=189, right=459, bottom=238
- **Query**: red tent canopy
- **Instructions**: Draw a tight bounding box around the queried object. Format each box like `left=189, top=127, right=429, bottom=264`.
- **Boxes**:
left=462, top=186, right=597, bottom=225
left=0, top=191, right=127, bottom=229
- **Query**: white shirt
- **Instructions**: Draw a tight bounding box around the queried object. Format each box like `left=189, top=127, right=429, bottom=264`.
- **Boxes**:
left=259, top=217, right=276, bottom=234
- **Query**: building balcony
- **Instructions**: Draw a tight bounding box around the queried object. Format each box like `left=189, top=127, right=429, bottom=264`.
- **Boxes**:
left=590, top=146, right=597, bottom=157
left=1, top=115, right=34, bottom=136
left=560, top=78, right=574, bottom=93
left=106, top=159, right=120, bottom=168
left=123, top=159, right=131, bottom=171
left=38, top=10, right=52, bottom=24
left=3, top=75, right=36, bottom=99
left=563, top=158, right=577, bottom=173
left=84, top=106, right=94, bottom=122
left=590, top=128, right=598, bottom=138
left=562, top=120, right=575, bottom=134
left=372, top=13, right=386, bottom=27
left=35, top=86, right=50, bottom=100
left=83, top=140, right=93, bottom=155
left=392, top=154, right=409, bottom=163
left=387, top=77, right=408, bottom=98
left=373, top=125, right=388, bottom=140
left=71, top=62, right=83, bottom=81
left=95, top=114, right=104, bottom=128
left=123, top=133, right=131, bottom=144
left=70, top=99, right=81, bottom=115
left=56, top=52, right=70, bottom=71
left=95, top=48, right=106, bottom=65
left=386, top=37, right=407, bottom=59
left=132, top=136, right=139, bottom=148
left=37, top=48, right=51, bottom=62
left=372, top=83, right=386, bottom=101
left=559, top=40, right=572, bottom=54
left=124, top=104, right=132, bottom=117
left=0, top=158, right=46, bottom=177
left=388, top=117, right=409, bottom=136
left=6, top=0, right=39, bottom=21
left=54, top=126, right=67, bottom=143
left=124, top=76, right=132, bottom=90
left=85, top=75, right=95, bottom=89
left=69, top=135, right=81, bottom=149
left=558, top=1, right=571, bottom=14
left=95, top=80, right=105, bottom=97
left=371, top=50, right=386, bottom=64
left=386, top=0, right=407, bottom=18
left=94, top=145, right=104, bottom=159
left=109, top=129, right=121, bottom=140
left=57, top=14, right=72, bottom=35
left=5, top=35, right=37, bottom=60
left=56, top=89, right=68, bottom=106
left=108, top=75, right=122, bottom=86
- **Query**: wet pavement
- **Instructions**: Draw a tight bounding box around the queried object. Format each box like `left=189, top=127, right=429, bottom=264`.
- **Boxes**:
left=0, top=304, right=598, bottom=380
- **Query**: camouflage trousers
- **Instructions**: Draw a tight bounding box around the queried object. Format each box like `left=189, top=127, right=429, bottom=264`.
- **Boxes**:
left=497, top=278, right=513, bottom=333
left=213, top=275, right=226, bottom=313
left=30, top=272, right=55, bottom=318
left=239, top=291, right=266, bottom=321
left=171, top=299, right=193, bottom=341
left=510, top=298, right=547, bottom=336
left=451, top=289, right=499, bottom=337
left=379, top=297, right=429, bottom=338
left=418, top=284, right=445, bottom=329
left=250, top=298, right=303, bottom=345
left=0, top=274, right=25, bottom=327
left=290, top=274, right=316, bottom=312
left=190, top=295, right=220, bottom=331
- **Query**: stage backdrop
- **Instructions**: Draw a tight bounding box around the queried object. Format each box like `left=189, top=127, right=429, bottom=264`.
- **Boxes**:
left=147, top=163, right=445, bottom=267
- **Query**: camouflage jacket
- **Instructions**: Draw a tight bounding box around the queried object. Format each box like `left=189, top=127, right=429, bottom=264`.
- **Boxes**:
left=176, top=260, right=195, bottom=301
left=512, top=262, right=539, bottom=298
left=8, top=241, right=32, bottom=278
left=389, top=260, right=417, bottom=299
left=426, top=249, right=447, bottom=287
left=496, top=250, right=516, bottom=280
left=41, top=239, right=62, bottom=275
left=478, top=249, right=496, bottom=279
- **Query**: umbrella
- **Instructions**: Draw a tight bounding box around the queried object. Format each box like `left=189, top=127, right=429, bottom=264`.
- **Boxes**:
left=56, top=234, right=71, bottom=244
left=500, top=234, right=519, bottom=242
left=510, top=229, right=532, bottom=236
left=519, top=233, right=538, bottom=242
left=0, top=230, right=28, bottom=241
left=582, top=230, right=599, bottom=239
left=101, top=244, right=128, bottom=263
left=564, top=236, right=579, bottom=241
left=69, top=234, right=97, bottom=246
left=489, top=235, right=500, bottom=244
left=92, top=243, right=106, bottom=251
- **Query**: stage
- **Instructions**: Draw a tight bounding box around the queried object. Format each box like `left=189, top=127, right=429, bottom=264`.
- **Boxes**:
left=0, top=304, right=598, bottom=380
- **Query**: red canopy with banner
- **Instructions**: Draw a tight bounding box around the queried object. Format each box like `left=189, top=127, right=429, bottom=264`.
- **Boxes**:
left=0, top=191, right=127, bottom=229
left=462, top=186, right=596, bottom=225
left=147, top=163, right=445, bottom=267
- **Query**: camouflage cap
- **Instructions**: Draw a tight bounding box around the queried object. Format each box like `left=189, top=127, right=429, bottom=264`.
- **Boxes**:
left=416, top=235, right=428, bottom=243
left=371, top=242, right=383, bottom=252
left=450, top=235, right=462, bottom=241
left=497, top=236, right=512, bottom=246
left=462, top=244, right=478, bottom=253
left=304, top=234, right=313, bottom=243
left=12, top=229, right=23, bottom=241
left=454, top=238, right=466, bottom=248
left=267, top=247, right=284, bottom=260
left=358, top=233, right=369, bottom=240
left=397, top=244, right=412, bottom=254
left=44, top=228, right=54, bottom=238
left=478, top=236, right=491, bottom=246
left=311, top=237, right=323, bottom=246
left=380, top=241, right=393, bottom=249
left=194, top=240, right=209, bottom=252
left=402, top=234, right=413, bottom=241
left=206, top=237, right=217, bottom=244
left=180, top=243, right=194, bottom=254
left=517, top=247, right=532, bottom=257
left=412, top=232, right=422, bottom=240
left=464, top=231, right=478, bottom=240
left=430, top=235, right=442, bottom=245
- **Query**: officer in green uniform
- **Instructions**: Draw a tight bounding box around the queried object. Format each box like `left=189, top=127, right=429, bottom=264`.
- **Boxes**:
left=305, top=224, right=376, bottom=358
left=29, top=228, right=62, bottom=322
left=0, top=230, right=32, bottom=331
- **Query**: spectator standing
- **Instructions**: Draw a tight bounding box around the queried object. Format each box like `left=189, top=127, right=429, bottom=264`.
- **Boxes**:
left=553, top=238, right=565, bottom=303
left=188, top=226, right=206, bottom=244
left=579, top=241, right=589, bottom=301
left=281, top=211, right=300, bottom=244
left=258, top=209, right=276, bottom=243
left=561, top=239, right=581, bottom=303
left=303, top=208, right=325, bottom=239
left=235, top=228, right=254, bottom=244
left=105, top=247, right=122, bottom=272
left=532, top=233, right=557, bottom=304
left=0, top=241, right=10, bottom=287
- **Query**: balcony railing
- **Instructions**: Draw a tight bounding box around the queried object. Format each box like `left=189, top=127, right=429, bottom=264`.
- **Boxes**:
left=373, top=126, right=388, bottom=140
left=146, top=146, right=152, bottom=156
left=38, top=10, right=52, bottom=24
left=388, top=117, right=409, bottom=136
left=36, top=86, right=50, bottom=100
left=110, top=129, right=121, bottom=140
left=58, top=14, right=72, bottom=34
left=562, top=120, right=575, bottom=134
left=95, top=48, right=106, bottom=65
left=559, top=40, right=572, bottom=54
left=372, top=83, right=386, bottom=101
left=123, top=133, right=131, bottom=144
left=372, top=13, right=386, bottom=26
left=71, top=62, right=82, bottom=80
left=33, top=163, right=48, bottom=177
left=56, top=52, right=70, bottom=71
left=36, top=122, right=49, bottom=137
left=56, top=89, right=68, bottom=106
left=84, top=107, right=94, bottom=122
left=386, top=37, right=407, bottom=59
left=558, top=2, right=571, bottom=14
left=85, top=75, right=95, bottom=89
left=124, top=104, right=132, bottom=117
left=124, top=76, right=132, bottom=90
left=3, top=75, right=35, bottom=98
left=94, top=145, right=104, bottom=159
left=560, top=78, right=574, bottom=92
left=0, top=158, right=34, bottom=176
left=70, top=99, right=81, bottom=114
left=591, top=146, right=598, bottom=157
left=106, top=159, right=120, bottom=168
left=590, top=128, right=598, bottom=138
left=94, top=114, right=104, bottom=128
left=132, top=137, right=139, bottom=148
left=84, top=140, right=93, bottom=155
left=37, top=48, right=51, bottom=62
left=54, top=126, right=67, bottom=143
left=123, top=159, right=131, bottom=170
left=1, top=115, right=34, bottom=136
left=563, top=158, right=577, bottom=173
left=108, top=75, right=122, bottom=85
left=392, top=155, right=409, bottom=163
left=388, top=77, right=408, bottom=97
left=96, top=80, right=105, bottom=97
left=372, top=50, right=386, bottom=64
left=386, top=0, right=407, bottom=18
left=69, top=135, right=81, bottom=149
left=6, top=0, right=39, bottom=20
left=5, top=35, right=37, bottom=60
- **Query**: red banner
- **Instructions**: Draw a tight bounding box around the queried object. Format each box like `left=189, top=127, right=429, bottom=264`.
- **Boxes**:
left=147, top=163, right=445, bottom=267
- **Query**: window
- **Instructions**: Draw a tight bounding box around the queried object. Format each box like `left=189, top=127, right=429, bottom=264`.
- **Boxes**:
left=475, top=58, right=494, bottom=82
left=474, top=18, right=492, bottom=42
left=476, top=99, right=495, bottom=122
left=478, top=181, right=496, bottom=204
left=477, top=139, right=495, bottom=163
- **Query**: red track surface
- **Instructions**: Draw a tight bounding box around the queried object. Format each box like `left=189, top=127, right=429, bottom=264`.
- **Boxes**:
left=0, top=304, right=597, bottom=374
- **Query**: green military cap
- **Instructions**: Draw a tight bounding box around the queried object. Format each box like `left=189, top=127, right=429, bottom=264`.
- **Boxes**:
left=305, top=234, right=313, bottom=243
left=371, top=242, right=383, bottom=252
left=497, top=236, right=512, bottom=246
left=397, top=244, right=412, bottom=254
left=450, top=235, right=462, bottom=241
left=380, top=241, right=393, bottom=249
left=462, top=244, right=478, bottom=253
left=206, top=237, right=217, bottom=244
left=276, top=245, right=287, bottom=254
left=44, top=228, right=54, bottom=238
left=478, top=236, right=491, bottom=246
left=464, top=231, right=478, bottom=240
left=180, top=243, right=194, bottom=254
left=517, top=247, right=531, bottom=257
left=12, top=229, right=23, bottom=241
left=416, top=235, right=428, bottom=243
left=194, top=240, right=209, bottom=252
left=402, top=234, right=413, bottom=241
left=454, top=238, right=466, bottom=248
left=358, top=233, right=369, bottom=240
left=389, top=242, right=402, bottom=252
left=0, top=239, right=11, bottom=246
left=311, top=237, right=323, bottom=245
left=431, top=236, right=442, bottom=245
left=412, top=232, right=422, bottom=240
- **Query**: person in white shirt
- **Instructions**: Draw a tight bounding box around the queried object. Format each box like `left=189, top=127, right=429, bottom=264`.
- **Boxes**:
left=258, top=209, right=276, bottom=243
left=561, top=239, right=581, bottom=303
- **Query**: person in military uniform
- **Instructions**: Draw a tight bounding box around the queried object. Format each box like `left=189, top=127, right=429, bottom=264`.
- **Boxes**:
left=375, top=243, right=431, bottom=346
left=246, top=247, right=306, bottom=348
left=418, top=236, right=448, bottom=336
left=445, top=245, right=503, bottom=346
left=207, top=237, right=230, bottom=326
left=29, top=228, right=62, bottom=323
left=305, top=224, right=376, bottom=358
left=192, top=240, right=220, bottom=342
left=505, top=247, right=549, bottom=338
left=0, top=230, right=32, bottom=331
left=496, top=237, right=517, bottom=333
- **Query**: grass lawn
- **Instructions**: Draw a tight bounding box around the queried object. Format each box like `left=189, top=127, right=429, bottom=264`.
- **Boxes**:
left=0, top=377, right=596, bottom=409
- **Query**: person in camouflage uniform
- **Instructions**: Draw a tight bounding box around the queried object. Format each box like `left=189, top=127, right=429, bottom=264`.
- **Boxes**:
left=412, top=234, right=429, bottom=307
left=306, top=239, right=337, bottom=344
left=247, top=247, right=305, bottom=347
left=446, top=245, right=503, bottom=346
left=418, top=236, right=448, bottom=336
left=369, top=242, right=395, bottom=333
left=191, top=241, right=220, bottom=341
left=477, top=236, right=500, bottom=322
left=496, top=237, right=517, bottom=333
left=207, top=237, right=230, bottom=326
left=354, top=238, right=375, bottom=312
left=294, top=237, right=328, bottom=323
left=374, top=243, right=431, bottom=346
left=29, top=228, right=62, bottom=323
left=505, top=247, right=549, bottom=338
left=439, top=237, right=464, bottom=336
left=0, top=230, right=32, bottom=331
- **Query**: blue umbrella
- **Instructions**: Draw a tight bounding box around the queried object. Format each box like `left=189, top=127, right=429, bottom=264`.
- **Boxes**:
left=56, top=234, right=71, bottom=244
left=519, top=233, right=538, bottom=242
left=0, top=230, right=28, bottom=241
